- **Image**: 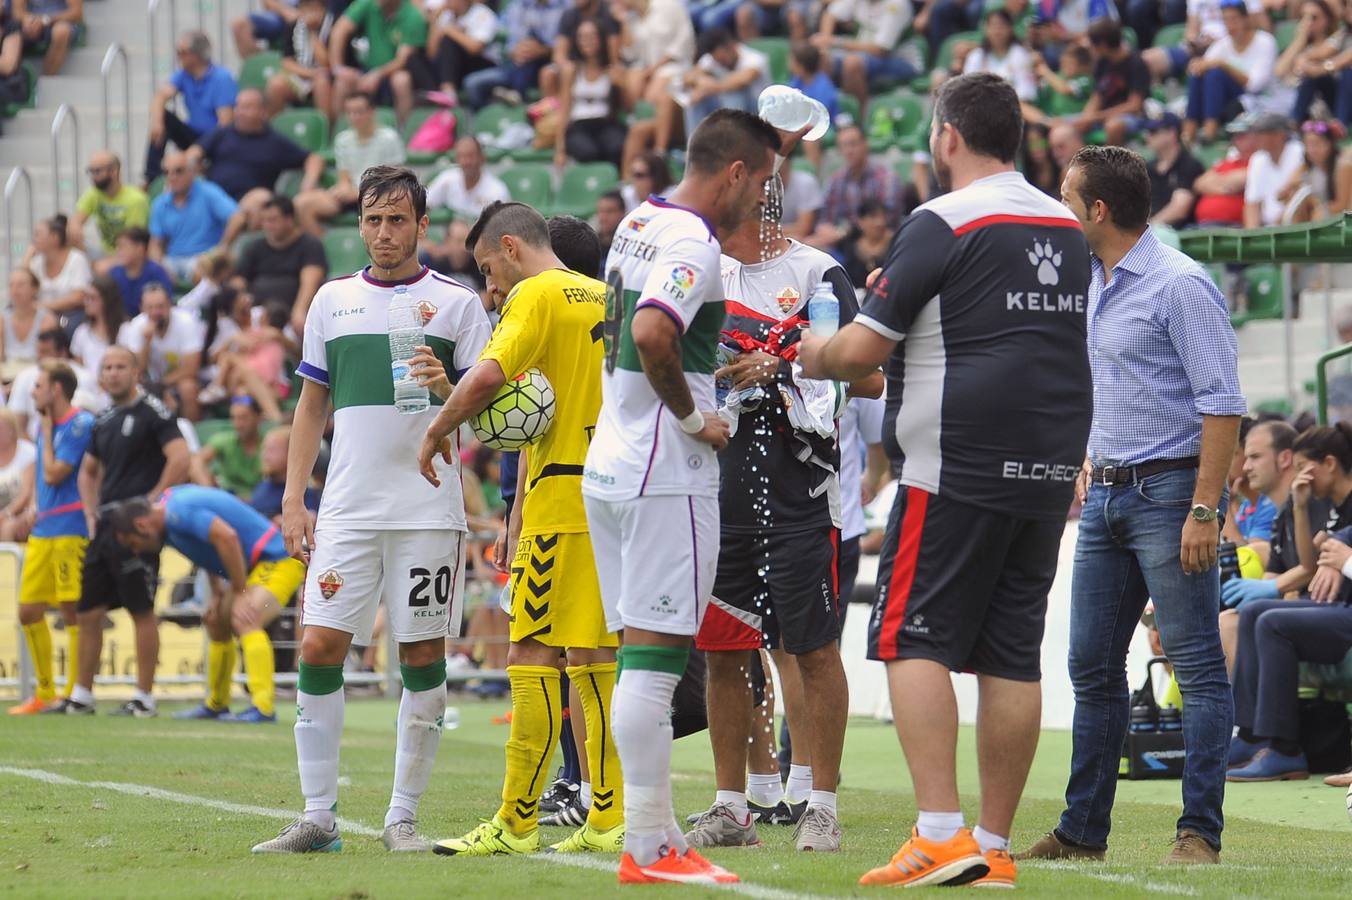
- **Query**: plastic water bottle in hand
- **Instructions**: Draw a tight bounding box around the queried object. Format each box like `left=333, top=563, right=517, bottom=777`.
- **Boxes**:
left=388, top=284, right=429, bottom=414
left=807, top=281, right=839, bottom=338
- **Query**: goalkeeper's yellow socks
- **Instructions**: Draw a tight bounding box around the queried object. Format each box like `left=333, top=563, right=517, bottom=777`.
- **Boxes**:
left=21, top=620, right=55, bottom=703
left=62, top=623, right=79, bottom=698
left=496, top=665, right=561, bottom=836
left=240, top=630, right=275, bottom=717
left=568, top=661, right=623, bottom=831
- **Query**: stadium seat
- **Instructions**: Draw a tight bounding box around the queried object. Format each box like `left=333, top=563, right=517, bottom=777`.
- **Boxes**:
left=2, top=62, right=37, bottom=118
left=1155, top=22, right=1187, bottom=49
left=552, top=162, right=619, bottom=217
left=1276, top=19, right=1299, bottom=51
left=499, top=163, right=553, bottom=209
left=867, top=90, right=925, bottom=151
left=933, top=30, right=980, bottom=72
left=238, top=51, right=283, bottom=92
left=272, top=108, right=329, bottom=153
left=473, top=103, right=529, bottom=161
left=322, top=228, right=369, bottom=275
left=193, top=418, right=234, bottom=446
left=274, top=170, right=304, bottom=198
left=1232, top=263, right=1284, bottom=327
left=747, top=37, right=789, bottom=84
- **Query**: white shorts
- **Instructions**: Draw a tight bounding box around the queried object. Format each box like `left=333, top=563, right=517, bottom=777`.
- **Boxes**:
left=302, top=527, right=466, bottom=645
left=583, top=493, right=719, bottom=637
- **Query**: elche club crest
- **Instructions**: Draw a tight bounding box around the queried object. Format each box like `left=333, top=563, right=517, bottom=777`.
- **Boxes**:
left=776, top=286, right=800, bottom=314
left=318, top=570, right=344, bottom=599
left=417, top=300, right=437, bottom=325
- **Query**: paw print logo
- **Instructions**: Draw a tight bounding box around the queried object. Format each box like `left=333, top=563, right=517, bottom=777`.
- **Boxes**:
left=1028, top=240, right=1062, bottom=287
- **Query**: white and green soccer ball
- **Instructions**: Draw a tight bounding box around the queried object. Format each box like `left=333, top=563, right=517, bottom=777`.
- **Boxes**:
left=471, top=367, right=556, bottom=450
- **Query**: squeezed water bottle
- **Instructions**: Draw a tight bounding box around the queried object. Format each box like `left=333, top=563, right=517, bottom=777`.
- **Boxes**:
left=807, top=281, right=839, bottom=338
left=388, top=284, right=429, bottom=414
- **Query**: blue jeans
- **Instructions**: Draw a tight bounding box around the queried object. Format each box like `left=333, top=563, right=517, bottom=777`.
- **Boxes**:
left=684, top=82, right=764, bottom=137
left=926, top=0, right=984, bottom=56
left=1124, top=0, right=1187, bottom=52
left=692, top=0, right=741, bottom=32
left=1292, top=71, right=1352, bottom=125
left=462, top=59, right=546, bottom=109
left=1186, top=68, right=1245, bottom=125
left=1058, top=469, right=1232, bottom=850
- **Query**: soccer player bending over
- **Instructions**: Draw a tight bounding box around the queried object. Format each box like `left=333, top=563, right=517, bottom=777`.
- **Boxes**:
left=109, top=487, right=306, bottom=723
left=416, top=201, right=623, bottom=856
left=253, top=165, right=492, bottom=854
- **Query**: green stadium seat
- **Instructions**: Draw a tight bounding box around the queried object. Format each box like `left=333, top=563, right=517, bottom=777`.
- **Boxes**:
left=1232, top=263, right=1284, bottom=327
left=322, top=228, right=369, bottom=276
left=933, top=30, right=979, bottom=72
left=272, top=108, right=329, bottom=152
left=1276, top=19, right=1299, bottom=52
left=499, top=163, right=553, bottom=208
left=3, top=62, right=37, bottom=118
left=193, top=418, right=234, bottom=446
left=1193, top=141, right=1230, bottom=169
left=1155, top=22, right=1187, bottom=49
left=867, top=90, right=925, bottom=151
left=238, top=51, right=283, bottom=92
left=747, top=37, right=790, bottom=83
left=274, top=170, right=303, bottom=197
left=473, top=103, right=529, bottom=161
left=552, top=162, right=620, bottom=217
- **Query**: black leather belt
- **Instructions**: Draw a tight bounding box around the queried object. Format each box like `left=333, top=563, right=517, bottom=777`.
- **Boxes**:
left=1091, top=456, right=1199, bottom=487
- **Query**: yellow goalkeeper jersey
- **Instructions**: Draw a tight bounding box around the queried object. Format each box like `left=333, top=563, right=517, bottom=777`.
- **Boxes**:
left=480, top=267, right=605, bottom=536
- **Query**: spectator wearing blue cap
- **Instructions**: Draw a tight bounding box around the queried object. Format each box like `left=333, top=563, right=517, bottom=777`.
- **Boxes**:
left=1182, top=0, right=1277, bottom=144
left=1145, top=113, right=1205, bottom=227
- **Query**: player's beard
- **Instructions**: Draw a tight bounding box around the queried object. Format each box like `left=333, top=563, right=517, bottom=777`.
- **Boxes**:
left=368, top=233, right=418, bottom=273
left=932, top=137, right=953, bottom=194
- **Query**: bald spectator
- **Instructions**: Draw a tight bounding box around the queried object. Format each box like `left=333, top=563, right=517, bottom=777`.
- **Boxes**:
left=71, top=151, right=149, bottom=263
left=148, top=152, right=245, bottom=285
left=424, top=135, right=511, bottom=274
left=329, top=0, right=435, bottom=125
left=146, top=30, right=238, bottom=184
left=294, top=91, right=404, bottom=234
left=812, top=123, right=908, bottom=248
left=187, top=88, right=323, bottom=229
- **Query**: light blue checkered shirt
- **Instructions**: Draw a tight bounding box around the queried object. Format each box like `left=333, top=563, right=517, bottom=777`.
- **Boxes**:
left=1087, top=228, right=1247, bottom=466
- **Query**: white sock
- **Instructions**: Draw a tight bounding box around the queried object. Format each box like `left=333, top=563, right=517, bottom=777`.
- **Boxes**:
left=134, top=689, right=156, bottom=710
left=785, top=764, right=813, bottom=804
left=916, top=810, right=966, bottom=842
left=386, top=682, right=446, bottom=827
left=747, top=772, right=784, bottom=807
left=611, top=667, right=680, bottom=866
left=808, top=790, right=837, bottom=814
left=973, top=826, right=1009, bottom=854
left=71, top=684, right=93, bottom=705
left=579, top=780, right=593, bottom=810
left=296, top=688, right=345, bottom=825
left=664, top=816, right=689, bottom=855
left=715, top=789, right=749, bottom=819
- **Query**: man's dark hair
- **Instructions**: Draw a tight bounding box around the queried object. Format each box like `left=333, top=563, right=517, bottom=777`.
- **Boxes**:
left=40, top=360, right=78, bottom=402
left=933, top=72, right=1023, bottom=164
left=791, top=42, right=821, bottom=74
left=685, top=108, right=780, bottom=177
left=118, top=225, right=151, bottom=247
left=698, top=26, right=736, bottom=58
left=548, top=215, right=602, bottom=276
left=37, top=327, right=70, bottom=356
left=1087, top=18, right=1123, bottom=49
left=1294, top=422, right=1352, bottom=472
left=358, top=165, right=427, bottom=220
left=262, top=194, right=296, bottom=218
left=465, top=200, right=551, bottom=256
left=1068, top=145, right=1151, bottom=230
left=1253, top=419, right=1298, bottom=455
left=345, top=91, right=375, bottom=107
left=597, top=189, right=625, bottom=210
left=141, top=281, right=171, bottom=303
left=1067, top=44, right=1092, bottom=68
left=107, top=496, right=154, bottom=540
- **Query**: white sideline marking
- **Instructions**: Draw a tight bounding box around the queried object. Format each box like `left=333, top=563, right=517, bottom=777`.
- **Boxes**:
left=0, top=766, right=812, bottom=900
left=1031, top=860, right=1200, bottom=895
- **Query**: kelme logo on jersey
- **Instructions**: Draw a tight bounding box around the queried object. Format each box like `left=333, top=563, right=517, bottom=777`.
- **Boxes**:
left=776, top=287, right=800, bottom=314
left=417, top=300, right=437, bottom=325
left=1027, top=240, right=1062, bottom=286
left=318, top=570, right=344, bottom=599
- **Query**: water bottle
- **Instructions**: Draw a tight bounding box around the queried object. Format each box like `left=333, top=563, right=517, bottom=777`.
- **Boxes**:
left=807, top=281, right=839, bottom=338
left=388, top=285, right=429, bottom=414
left=757, top=85, right=830, bottom=141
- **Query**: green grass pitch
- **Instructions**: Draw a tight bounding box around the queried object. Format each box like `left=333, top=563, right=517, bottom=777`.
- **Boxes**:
left=2, top=697, right=1350, bottom=898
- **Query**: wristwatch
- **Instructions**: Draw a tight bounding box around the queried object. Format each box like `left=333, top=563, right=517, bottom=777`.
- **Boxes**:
left=1190, top=504, right=1219, bottom=523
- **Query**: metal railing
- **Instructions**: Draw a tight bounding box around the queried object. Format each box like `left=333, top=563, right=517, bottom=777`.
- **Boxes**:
left=101, top=44, right=132, bottom=175
left=50, top=105, right=80, bottom=214
left=147, top=0, right=180, bottom=90
left=1315, top=342, right=1352, bottom=425
left=3, top=167, right=33, bottom=276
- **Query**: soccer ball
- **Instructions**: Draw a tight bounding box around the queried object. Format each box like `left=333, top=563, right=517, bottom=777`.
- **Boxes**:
left=471, top=367, right=556, bottom=450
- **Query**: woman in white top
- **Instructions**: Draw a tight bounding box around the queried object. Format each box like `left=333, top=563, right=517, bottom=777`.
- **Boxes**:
left=25, top=214, right=92, bottom=319
left=1183, top=0, right=1278, bottom=143
left=0, top=407, right=36, bottom=543
left=614, top=0, right=695, bottom=106
left=1, top=269, right=53, bottom=370
left=963, top=9, right=1038, bottom=101
left=556, top=19, right=629, bottom=168
left=70, top=274, right=128, bottom=381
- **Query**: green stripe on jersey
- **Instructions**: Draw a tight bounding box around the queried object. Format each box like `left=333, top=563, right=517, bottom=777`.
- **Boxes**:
left=614, top=290, right=723, bottom=375
left=326, top=333, right=458, bottom=409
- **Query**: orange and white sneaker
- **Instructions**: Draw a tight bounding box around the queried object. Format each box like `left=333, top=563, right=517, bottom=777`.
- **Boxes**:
left=618, top=847, right=741, bottom=885
left=857, top=827, right=989, bottom=888
left=971, top=849, right=1016, bottom=889
left=8, top=696, right=50, bottom=715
